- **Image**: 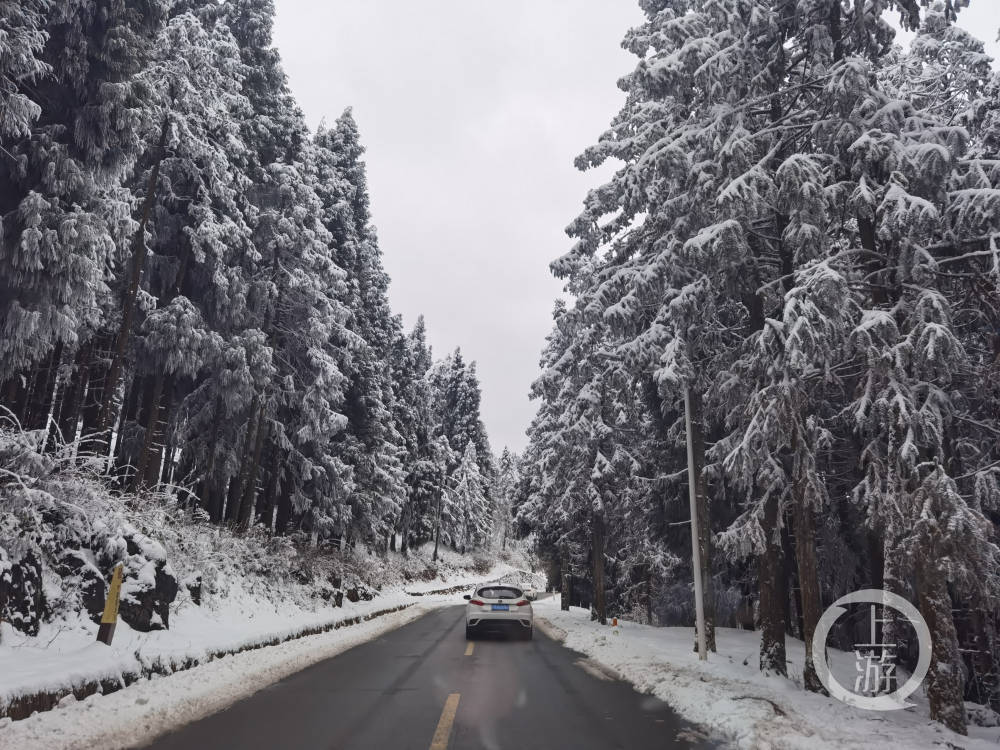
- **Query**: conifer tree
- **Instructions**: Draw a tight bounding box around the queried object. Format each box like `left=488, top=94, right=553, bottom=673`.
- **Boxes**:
left=0, top=0, right=166, bottom=421
left=310, top=111, right=405, bottom=548
left=492, top=448, right=519, bottom=550
left=521, top=1, right=1000, bottom=729
left=0, top=0, right=47, bottom=143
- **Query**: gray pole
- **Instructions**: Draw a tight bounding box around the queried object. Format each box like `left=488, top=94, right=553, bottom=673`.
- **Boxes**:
left=684, top=386, right=708, bottom=661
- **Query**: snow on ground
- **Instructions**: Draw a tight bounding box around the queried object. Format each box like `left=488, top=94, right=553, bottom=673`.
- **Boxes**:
left=0, top=597, right=455, bottom=750
left=0, top=542, right=538, bottom=746
left=533, top=599, right=1000, bottom=750
left=0, top=585, right=413, bottom=711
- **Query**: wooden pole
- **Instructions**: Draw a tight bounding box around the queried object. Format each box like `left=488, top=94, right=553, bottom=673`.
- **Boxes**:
left=684, top=387, right=708, bottom=661
left=96, top=563, right=124, bottom=645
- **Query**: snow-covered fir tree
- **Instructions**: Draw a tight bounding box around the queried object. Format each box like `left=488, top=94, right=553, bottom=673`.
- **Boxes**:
left=0, top=0, right=493, bottom=566
left=519, top=0, right=1000, bottom=731
left=492, top=448, right=519, bottom=551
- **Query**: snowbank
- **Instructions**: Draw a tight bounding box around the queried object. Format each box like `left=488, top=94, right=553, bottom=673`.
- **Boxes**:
left=533, top=599, right=1000, bottom=750
left=0, top=598, right=452, bottom=749
left=0, top=556, right=531, bottom=722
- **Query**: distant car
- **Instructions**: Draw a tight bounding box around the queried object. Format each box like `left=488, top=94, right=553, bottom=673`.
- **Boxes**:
left=464, top=584, right=533, bottom=640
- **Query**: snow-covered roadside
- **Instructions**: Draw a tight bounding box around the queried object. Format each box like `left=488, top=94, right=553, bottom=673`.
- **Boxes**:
left=0, top=557, right=533, bottom=724
left=0, top=597, right=453, bottom=750
left=533, top=599, right=1000, bottom=750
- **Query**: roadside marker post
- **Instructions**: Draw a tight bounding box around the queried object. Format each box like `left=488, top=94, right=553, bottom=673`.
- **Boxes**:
left=97, top=563, right=124, bottom=646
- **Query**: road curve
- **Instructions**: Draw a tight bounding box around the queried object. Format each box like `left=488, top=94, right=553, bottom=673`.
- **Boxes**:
left=141, top=604, right=716, bottom=749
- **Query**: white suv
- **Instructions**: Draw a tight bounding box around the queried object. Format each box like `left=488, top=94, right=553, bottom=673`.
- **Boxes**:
left=464, top=584, right=533, bottom=640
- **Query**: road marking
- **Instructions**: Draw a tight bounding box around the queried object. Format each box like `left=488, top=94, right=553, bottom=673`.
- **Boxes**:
left=464, top=642, right=474, bottom=656
left=430, top=692, right=461, bottom=750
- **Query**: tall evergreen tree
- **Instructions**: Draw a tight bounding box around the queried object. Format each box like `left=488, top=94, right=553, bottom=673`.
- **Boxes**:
left=311, top=110, right=405, bottom=548
left=520, top=0, right=1000, bottom=732
left=0, top=0, right=166, bottom=419
left=0, top=0, right=47, bottom=143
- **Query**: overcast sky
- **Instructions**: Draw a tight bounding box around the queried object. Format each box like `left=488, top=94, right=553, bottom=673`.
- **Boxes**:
left=273, top=2, right=1000, bottom=454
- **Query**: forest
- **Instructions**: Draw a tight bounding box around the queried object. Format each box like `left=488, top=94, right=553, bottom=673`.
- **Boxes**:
left=4, top=0, right=1000, bottom=742
left=0, top=0, right=507, bottom=648
left=516, top=0, right=1000, bottom=736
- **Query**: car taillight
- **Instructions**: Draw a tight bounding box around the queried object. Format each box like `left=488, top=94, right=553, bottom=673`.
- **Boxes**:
left=470, top=599, right=484, bottom=606
left=515, top=600, right=529, bottom=606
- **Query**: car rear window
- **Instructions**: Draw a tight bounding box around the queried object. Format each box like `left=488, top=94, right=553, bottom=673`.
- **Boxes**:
left=476, top=586, right=522, bottom=599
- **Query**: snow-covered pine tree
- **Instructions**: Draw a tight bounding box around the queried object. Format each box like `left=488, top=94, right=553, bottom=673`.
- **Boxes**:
left=246, top=160, right=352, bottom=538
left=948, top=18, right=1000, bottom=715
left=492, top=448, right=519, bottom=551
left=0, top=0, right=166, bottom=429
left=391, top=316, right=442, bottom=552
left=103, top=9, right=254, bottom=489
left=834, top=3, right=1000, bottom=727
left=0, top=0, right=47, bottom=143
left=523, top=2, right=998, bottom=724
left=310, top=110, right=405, bottom=550
left=450, top=443, right=491, bottom=553
left=521, top=298, right=612, bottom=617
left=429, top=350, right=492, bottom=478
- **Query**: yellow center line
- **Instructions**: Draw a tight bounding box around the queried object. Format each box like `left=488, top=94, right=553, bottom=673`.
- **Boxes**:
left=429, top=692, right=461, bottom=750
left=464, top=642, right=474, bottom=656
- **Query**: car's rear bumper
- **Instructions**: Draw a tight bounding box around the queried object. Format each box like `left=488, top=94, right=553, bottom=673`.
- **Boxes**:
left=466, top=615, right=533, bottom=632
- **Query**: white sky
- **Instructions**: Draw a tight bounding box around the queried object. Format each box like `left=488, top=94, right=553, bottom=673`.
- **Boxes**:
left=273, top=2, right=1000, bottom=454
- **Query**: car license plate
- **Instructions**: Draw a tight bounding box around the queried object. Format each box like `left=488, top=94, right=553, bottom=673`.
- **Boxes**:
left=491, top=604, right=509, bottom=611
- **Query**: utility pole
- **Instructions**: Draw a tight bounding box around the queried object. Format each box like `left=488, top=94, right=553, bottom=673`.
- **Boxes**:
left=684, top=386, right=708, bottom=661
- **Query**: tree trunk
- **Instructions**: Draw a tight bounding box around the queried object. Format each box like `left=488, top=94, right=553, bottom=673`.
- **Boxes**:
left=781, top=516, right=797, bottom=636
left=148, top=375, right=174, bottom=487
left=793, top=497, right=826, bottom=693
left=24, top=342, right=62, bottom=431
left=400, top=501, right=411, bottom=555
left=432, top=490, right=443, bottom=562
left=78, top=333, right=114, bottom=459
left=237, top=408, right=268, bottom=532
left=881, top=532, right=905, bottom=694
left=646, top=567, right=654, bottom=626
left=198, top=465, right=222, bottom=522
left=919, top=563, right=968, bottom=734
left=52, top=342, right=91, bottom=448
left=112, top=371, right=142, bottom=476
left=274, top=482, right=293, bottom=535
left=687, top=389, right=716, bottom=651
left=132, top=371, right=168, bottom=491
left=96, top=115, right=170, bottom=440
left=44, top=367, right=67, bottom=450
left=0, top=376, right=27, bottom=422
left=560, top=544, right=571, bottom=611
left=223, top=474, right=241, bottom=525
left=956, top=608, right=1000, bottom=713
left=256, top=439, right=281, bottom=531
left=1, top=371, right=31, bottom=425
left=226, top=398, right=259, bottom=524
left=758, top=492, right=788, bottom=676
left=592, top=509, right=607, bottom=625
left=45, top=347, right=78, bottom=450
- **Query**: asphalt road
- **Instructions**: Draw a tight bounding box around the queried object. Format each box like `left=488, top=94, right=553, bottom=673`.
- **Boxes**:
left=142, top=605, right=716, bottom=750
